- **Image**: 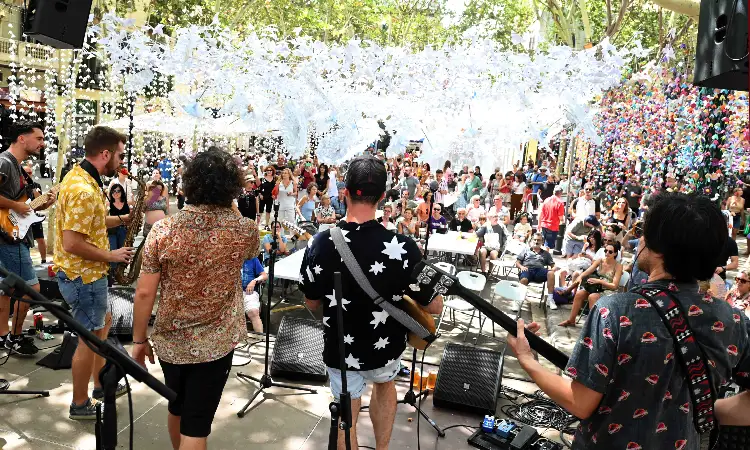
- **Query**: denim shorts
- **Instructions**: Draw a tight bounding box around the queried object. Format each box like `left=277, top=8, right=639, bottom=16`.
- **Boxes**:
left=327, top=359, right=400, bottom=400
left=0, top=243, right=38, bottom=286
left=57, top=272, right=109, bottom=331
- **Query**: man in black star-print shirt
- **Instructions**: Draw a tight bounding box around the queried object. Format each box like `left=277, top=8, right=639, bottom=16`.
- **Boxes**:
left=509, top=193, right=750, bottom=450
left=300, top=156, right=443, bottom=450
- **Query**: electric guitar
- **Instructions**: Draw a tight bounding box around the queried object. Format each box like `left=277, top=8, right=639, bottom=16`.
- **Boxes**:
left=0, top=185, right=58, bottom=242
left=282, top=220, right=313, bottom=241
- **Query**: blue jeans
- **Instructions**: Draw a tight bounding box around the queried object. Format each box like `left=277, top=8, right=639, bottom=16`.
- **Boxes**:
left=519, top=267, right=548, bottom=283
left=108, top=226, right=127, bottom=272
left=327, top=359, right=400, bottom=400
left=0, top=243, right=38, bottom=285
left=541, top=228, right=558, bottom=249
left=57, top=272, right=109, bottom=331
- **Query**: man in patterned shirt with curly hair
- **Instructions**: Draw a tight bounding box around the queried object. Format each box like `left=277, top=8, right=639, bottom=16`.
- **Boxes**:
left=54, top=126, right=135, bottom=420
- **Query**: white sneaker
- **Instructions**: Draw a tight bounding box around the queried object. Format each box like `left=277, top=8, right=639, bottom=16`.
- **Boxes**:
left=547, top=294, right=558, bottom=310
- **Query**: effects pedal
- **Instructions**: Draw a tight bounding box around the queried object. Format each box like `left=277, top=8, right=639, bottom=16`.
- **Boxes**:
left=468, top=417, right=563, bottom=450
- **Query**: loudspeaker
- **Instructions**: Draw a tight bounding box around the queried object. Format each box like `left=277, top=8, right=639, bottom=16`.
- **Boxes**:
left=270, top=316, right=327, bottom=382
left=694, top=0, right=749, bottom=91
left=36, top=266, right=62, bottom=300
left=433, top=343, right=504, bottom=415
left=24, top=0, right=94, bottom=49
left=108, top=287, right=135, bottom=339
left=36, top=330, right=77, bottom=369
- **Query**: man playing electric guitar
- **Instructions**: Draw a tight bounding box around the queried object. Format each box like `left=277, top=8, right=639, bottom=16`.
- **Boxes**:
left=0, top=121, right=55, bottom=356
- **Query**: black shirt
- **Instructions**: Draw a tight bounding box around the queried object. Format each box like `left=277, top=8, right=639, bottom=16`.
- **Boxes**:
left=448, top=217, right=472, bottom=232
left=109, top=201, right=130, bottom=217
left=237, top=188, right=258, bottom=218
left=624, top=183, right=642, bottom=210
left=300, top=220, right=430, bottom=371
left=718, top=238, right=739, bottom=280
left=259, top=178, right=275, bottom=202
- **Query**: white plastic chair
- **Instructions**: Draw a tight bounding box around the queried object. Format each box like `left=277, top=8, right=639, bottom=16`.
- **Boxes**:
left=492, top=280, right=528, bottom=314
left=498, top=239, right=528, bottom=278
left=436, top=271, right=487, bottom=343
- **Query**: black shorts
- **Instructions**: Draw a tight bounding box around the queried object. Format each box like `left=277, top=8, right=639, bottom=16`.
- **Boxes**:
left=259, top=198, right=273, bottom=213
left=31, top=221, right=44, bottom=240
left=159, top=350, right=234, bottom=437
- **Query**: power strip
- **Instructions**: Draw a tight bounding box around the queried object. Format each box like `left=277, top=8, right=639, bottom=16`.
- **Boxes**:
left=468, top=417, right=563, bottom=450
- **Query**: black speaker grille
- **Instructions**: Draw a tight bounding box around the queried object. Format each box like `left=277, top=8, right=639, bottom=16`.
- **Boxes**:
left=108, top=287, right=135, bottom=336
left=433, top=343, right=503, bottom=415
left=271, top=316, right=328, bottom=382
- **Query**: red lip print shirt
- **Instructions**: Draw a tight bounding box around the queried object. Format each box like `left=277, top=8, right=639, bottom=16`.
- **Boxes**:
left=565, top=280, right=750, bottom=450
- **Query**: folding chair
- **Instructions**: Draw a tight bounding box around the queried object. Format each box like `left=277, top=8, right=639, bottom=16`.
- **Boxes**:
left=497, top=239, right=528, bottom=278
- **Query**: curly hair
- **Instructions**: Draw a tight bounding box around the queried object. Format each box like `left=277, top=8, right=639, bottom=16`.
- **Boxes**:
left=183, top=147, right=242, bottom=207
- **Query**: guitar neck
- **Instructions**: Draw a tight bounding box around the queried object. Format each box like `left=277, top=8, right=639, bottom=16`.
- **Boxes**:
left=28, top=184, right=58, bottom=210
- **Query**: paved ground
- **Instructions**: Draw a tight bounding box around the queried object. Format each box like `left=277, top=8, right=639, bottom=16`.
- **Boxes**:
left=1, top=172, right=747, bottom=449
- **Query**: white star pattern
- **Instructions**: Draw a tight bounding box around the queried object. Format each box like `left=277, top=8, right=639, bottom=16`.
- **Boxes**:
left=382, top=236, right=408, bottom=261
left=323, top=316, right=330, bottom=327
left=305, top=266, right=315, bottom=283
left=374, top=337, right=390, bottom=350
left=370, top=261, right=386, bottom=275
left=403, top=260, right=409, bottom=269
left=386, top=358, right=397, bottom=367
left=325, top=290, right=351, bottom=311
left=392, top=294, right=402, bottom=302
left=370, top=310, right=389, bottom=328
left=313, top=265, right=323, bottom=275
left=329, top=230, right=351, bottom=243
left=344, top=334, right=354, bottom=345
left=345, top=353, right=361, bottom=369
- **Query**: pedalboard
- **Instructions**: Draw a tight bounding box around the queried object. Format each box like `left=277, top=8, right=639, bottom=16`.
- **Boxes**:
left=468, top=416, right=563, bottom=450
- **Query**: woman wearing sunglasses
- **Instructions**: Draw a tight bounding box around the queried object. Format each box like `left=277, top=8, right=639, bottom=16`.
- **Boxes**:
left=559, top=241, right=622, bottom=327
left=726, top=270, right=750, bottom=317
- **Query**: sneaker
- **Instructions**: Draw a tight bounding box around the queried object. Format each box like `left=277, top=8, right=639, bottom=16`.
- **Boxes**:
left=0, top=333, right=8, bottom=348
left=5, top=334, right=39, bottom=356
left=69, top=398, right=103, bottom=420
left=92, top=383, right=129, bottom=401
left=546, top=294, right=558, bottom=310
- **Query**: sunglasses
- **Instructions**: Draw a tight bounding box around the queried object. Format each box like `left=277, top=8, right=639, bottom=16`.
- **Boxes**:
left=737, top=278, right=749, bottom=285
left=433, top=208, right=441, bottom=212
left=585, top=188, right=593, bottom=192
left=605, top=249, right=616, bottom=254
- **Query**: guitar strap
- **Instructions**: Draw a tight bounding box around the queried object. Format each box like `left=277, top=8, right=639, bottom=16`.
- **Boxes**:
left=329, top=227, right=435, bottom=345
left=0, top=152, right=32, bottom=201
left=634, top=284, right=717, bottom=450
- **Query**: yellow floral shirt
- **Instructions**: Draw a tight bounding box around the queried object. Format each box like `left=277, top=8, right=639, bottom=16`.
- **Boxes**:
left=52, top=164, right=110, bottom=283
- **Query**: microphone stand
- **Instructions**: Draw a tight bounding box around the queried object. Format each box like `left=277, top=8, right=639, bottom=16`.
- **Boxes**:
left=0, top=267, right=176, bottom=450
left=328, top=272, right=352, bottom=450
left=236, top=201, right=317, bottom=418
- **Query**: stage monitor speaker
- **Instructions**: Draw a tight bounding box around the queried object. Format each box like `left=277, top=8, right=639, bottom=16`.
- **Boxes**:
left=24, top=0, right=94, bottom=49
left=270, top=316, right=328, bottom=382
left=433, top=343, right=504, bottom=415
left=693, top=0, right=749, bottom=91
left=108, top=287, right=135, bottom=339
left=36, top=330, right=77, bottom=369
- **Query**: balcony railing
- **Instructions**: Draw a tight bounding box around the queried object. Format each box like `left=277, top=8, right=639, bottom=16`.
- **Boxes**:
left=0, top=36, right=57, bottom=68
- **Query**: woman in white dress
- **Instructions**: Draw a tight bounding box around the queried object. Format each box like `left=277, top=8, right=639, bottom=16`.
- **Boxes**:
left=276, top=168, right=297, bottom=224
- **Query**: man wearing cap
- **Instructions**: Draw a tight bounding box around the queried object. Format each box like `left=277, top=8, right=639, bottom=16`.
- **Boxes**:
left=563, top=215, right=599, bottom=257
left=538, top=186, right=566, bottom=250
left=300, top=155, right=443, bottom=450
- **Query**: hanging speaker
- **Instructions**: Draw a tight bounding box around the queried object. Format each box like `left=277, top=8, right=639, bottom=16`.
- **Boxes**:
left=270, top=316, right=327, bottom=382
left=24, top=0, right=94, bottom=49
left=433, top=343, right=505, bottom=415
left=693, top=0, right=749, bottom=91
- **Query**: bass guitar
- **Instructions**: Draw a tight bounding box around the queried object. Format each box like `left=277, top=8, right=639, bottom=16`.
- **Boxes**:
left=0, top=185, right=58, bottom=242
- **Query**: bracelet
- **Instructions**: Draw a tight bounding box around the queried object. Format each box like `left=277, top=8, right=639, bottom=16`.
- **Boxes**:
left=132, top=339, right=149, bottom=345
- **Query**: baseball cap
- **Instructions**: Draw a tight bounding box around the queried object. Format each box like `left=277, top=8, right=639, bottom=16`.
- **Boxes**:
left=584, top=215, right=600, bottom=227
left=345, top=155, right=386, bottom=199
left=553, top=185, right=563, bottom=193
left=540, top=167, right=548, bottom=171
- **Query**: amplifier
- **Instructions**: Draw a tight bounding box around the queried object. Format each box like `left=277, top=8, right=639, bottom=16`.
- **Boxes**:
left=270, top=316, right=327, bottom=382
left=433, top=343, right=505, bottom=415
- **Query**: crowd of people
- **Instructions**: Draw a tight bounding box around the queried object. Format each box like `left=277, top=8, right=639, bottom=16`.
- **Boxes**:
left=3, top=118, right=750, bottom=450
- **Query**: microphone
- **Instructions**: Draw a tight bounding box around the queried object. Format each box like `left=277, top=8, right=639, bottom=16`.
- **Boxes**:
left=429, top=180, right=439, bottom=193
left=407, top=260, right=569, bottom=370
left=274, top=199, right=280, bottom=213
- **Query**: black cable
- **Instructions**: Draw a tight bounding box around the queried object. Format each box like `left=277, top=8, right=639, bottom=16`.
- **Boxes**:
left=498, top=387, right=577, bottom=442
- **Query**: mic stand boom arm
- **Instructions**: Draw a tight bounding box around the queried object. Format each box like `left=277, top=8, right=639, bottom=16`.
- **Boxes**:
left=409, top=261, right=570, bottom=370
left=0, top=266, right=176, bottom=450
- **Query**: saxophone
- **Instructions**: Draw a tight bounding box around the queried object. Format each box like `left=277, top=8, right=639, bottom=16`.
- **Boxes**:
left=113, top=175, right=147, bottom=285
